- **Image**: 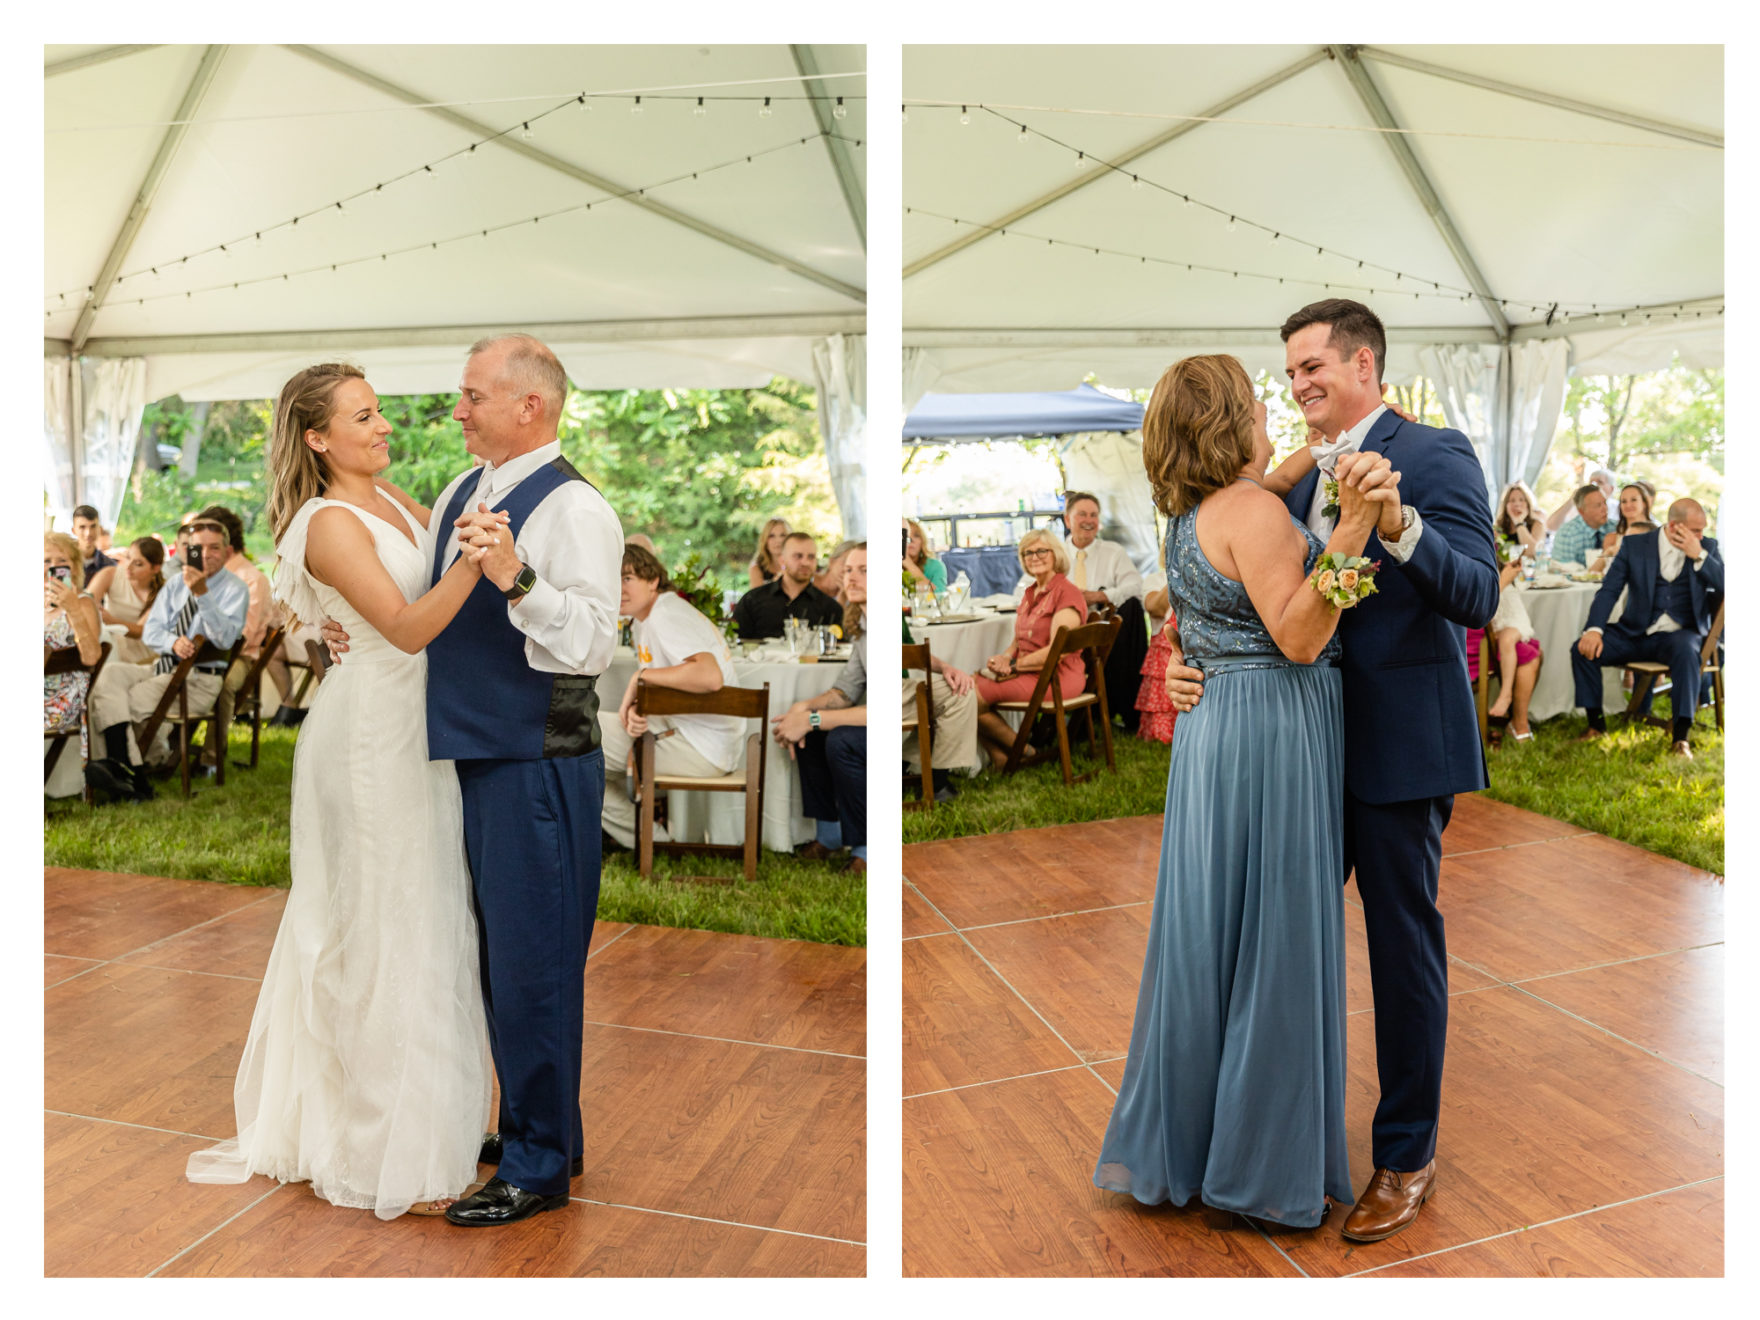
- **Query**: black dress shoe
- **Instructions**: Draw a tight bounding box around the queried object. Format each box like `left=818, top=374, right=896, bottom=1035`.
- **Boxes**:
left=443, top=1176, right=569, bottom=1226
left=477, top=1133, right=583, bottom=1177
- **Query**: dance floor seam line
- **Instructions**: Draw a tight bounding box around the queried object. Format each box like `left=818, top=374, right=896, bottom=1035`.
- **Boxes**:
left=583, top=1019, right=865, bottom=1061
left=45, top=1109, right=225, bottom=1144
left=1442, top=832, right=1595, bottom=859
left=1340, top=1174, right=1726, bottom=1278
left=569, top=1195, right=866, bottom=1247
left=144, top=1185, right=286, bottom=1279
left=949, top=900, right=1151, bottom=935
left=110, top=890, right=285, bottom=965
left=587, top=925, right=634, bottom=960
left=904, top=1058, right=1124, bottom=1102
left=45, top=963, right=107, bottom=990
left=1507, top=940, right=1724, bottom=983
left=1503, top=984, right=1723, bottom=1089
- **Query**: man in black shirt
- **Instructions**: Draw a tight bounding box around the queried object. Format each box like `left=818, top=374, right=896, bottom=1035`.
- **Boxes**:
left=732, top=531, right=842, bottom=639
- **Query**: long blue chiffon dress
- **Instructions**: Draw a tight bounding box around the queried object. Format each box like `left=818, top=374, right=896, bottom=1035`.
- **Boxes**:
left=1093, top=491, right=1352, bottom=1228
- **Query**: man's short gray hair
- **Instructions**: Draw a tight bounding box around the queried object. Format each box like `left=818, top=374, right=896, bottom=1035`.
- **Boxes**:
left=469, top=333, right=568, bottom=417
left=1572, top=483, right=1603, bottom=512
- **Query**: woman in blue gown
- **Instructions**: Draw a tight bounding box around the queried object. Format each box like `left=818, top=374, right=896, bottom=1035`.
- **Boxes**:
left=1093, top=354, right=1399, bottom=1229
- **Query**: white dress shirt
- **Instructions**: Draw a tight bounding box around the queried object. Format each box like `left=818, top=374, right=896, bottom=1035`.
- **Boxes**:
left=1013, top=536, right=1144, bottom=605
left=432, top=440, right=624, bottom=676
left=1304, top=403, right=1421, bottom=564
left=1586, top=533, right=1705, bottom=637
left=143, top=567, right=250, bottom=663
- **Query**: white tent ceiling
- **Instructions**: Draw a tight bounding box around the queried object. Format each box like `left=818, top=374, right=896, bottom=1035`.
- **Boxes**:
left=46, top=42, right=866, bottom=400
left=903, top=43, right=1721, bottom=392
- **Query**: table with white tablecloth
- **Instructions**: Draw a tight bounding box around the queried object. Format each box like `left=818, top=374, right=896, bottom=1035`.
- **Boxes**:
left=601, top=646, right=847, bottom=852
left=908, top=609, right=1017, bottom=678
left=1509, top=579, right=1625, bottom=723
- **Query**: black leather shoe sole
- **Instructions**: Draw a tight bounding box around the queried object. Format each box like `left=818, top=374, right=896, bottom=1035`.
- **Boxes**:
left=478, top=1134, right=583, bottom=1177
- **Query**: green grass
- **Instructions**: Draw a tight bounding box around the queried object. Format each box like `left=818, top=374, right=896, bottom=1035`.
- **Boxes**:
left=901, top=706, right=1723, bottom=875
left=46, top=723, right=864, bottom=947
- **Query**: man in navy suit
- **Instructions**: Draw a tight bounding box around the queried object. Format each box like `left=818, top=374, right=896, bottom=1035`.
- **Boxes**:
left=1164, top=299, right=1499, bottom=1242
left=1572, top=499, right=1721, bottom=757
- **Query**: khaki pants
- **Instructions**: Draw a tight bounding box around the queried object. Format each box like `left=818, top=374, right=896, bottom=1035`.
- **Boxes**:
left=597, top=710, right=730, bottom=850
left=904, top=671, right=978, bottom=776
left=87, top=660, right=224, bottom=765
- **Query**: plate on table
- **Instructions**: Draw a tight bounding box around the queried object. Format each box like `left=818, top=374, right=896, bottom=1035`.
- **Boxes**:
left=1569, top=571, right=1604, bottom=583
left=921, top=613, right=982, bottom=625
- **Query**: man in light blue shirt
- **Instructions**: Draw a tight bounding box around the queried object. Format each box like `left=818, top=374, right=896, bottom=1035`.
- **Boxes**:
left=88, top=519, right=248, bottom=798
left=1551, top=484, right=1619, bottom=568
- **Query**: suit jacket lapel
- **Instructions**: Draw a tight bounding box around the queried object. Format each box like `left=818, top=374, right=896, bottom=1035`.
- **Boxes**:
left=1360, top=408, right=1401, bottom=456
left=1286, top=467, right=1320, bottom=520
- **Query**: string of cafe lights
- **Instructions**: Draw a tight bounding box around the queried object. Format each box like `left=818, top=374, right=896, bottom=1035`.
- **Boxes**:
left=46, top=86, right=863, bottom=310
left=908, top=104, right=1718, bottom=323
left=902, top=205, right=1723, bottom=327
left=46, top=131, right=863, bottom=317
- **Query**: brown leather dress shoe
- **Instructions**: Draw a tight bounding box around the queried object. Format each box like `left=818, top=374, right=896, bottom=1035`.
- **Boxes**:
left=1668, top=740, right=1694, bottom=759
left=1572, top=727, right=1604, bottom=743
left=795, top=841, right=840, bottom=861
left=1340, top=1161, right=1436, bottom=1242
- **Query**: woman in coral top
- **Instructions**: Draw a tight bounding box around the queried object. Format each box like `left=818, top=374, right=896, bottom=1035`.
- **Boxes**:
left=973, top=527, right=1088, bottom=768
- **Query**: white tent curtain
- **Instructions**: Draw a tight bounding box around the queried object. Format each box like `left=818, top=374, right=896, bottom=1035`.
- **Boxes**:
left=81, top=358, right=150, bottom=530
left=1058, top=430, right=1160, bottom=573
left=1505, top=340, right=1569, bottom=493
left=43, top=357, right=74, bottom=529
left=813, top=333, right=867, bottom=539
left=1418, top=343, right=1500, bottom=501
left=1420, top=341, right=1568, bottom=503
left=902, top=347, right=942, bottom=413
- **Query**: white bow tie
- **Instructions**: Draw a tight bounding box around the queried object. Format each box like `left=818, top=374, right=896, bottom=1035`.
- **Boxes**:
left=1309, top=434, right=1359, bottom=477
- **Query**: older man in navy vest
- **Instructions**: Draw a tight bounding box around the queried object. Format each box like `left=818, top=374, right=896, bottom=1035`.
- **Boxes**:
left=1572, top=498, right=1722, bottom=758
left=1164, top=299, right=1499, bottom=1243
left=422, top=335, right=622, bottom=1226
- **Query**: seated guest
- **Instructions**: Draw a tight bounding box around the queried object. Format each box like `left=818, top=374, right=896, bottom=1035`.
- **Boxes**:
left=903, top=518, right=947, bottom=594
left=731, top=531, right=842, bottom=639
left=1550, top=483, right=1619, bottom=569
left=976, top=529, right=1086, bottom=768
left=198, top=504, right=285, bottom=725
left=1543, top=466, right=1617, bottom=533
left=772, top=545, right=868, bottom=873
left=1014, top=490, right=1147, bottom=732
left=901, top=616, right=979, bottom=798
left=44, top=533, right=104, bottom=772
left=748, top=517, right=790, bottom=587
left=1496, top=480, right=1546, bottom=558
left=815, top=539, right=858, bottom=604
left=1573, top=498, right=1722, bottom=758
left=70, top=504, right=117, bottom=582
left=85, top=519, right=248, bottom=800
left=1136, top=612, right=1180, bottom=745
left=1598, top=481, right=1656, bottom=563
left=598, top=544, right=745, bottom=852
left=1477, top=557, right=1543, bottom=740
left=86, top=537, right=166, bottom=666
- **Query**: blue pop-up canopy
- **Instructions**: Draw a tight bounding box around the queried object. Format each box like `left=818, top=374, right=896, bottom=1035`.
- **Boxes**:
left=902, top=383, right=1143, bottom=440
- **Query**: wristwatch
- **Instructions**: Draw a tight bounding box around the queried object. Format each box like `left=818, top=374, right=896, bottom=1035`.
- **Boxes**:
left=809, top=710, right=822, bottom=729
left=502, top=562, right=537, bottom=603
left=1384, top=504, right=1414, bottom=542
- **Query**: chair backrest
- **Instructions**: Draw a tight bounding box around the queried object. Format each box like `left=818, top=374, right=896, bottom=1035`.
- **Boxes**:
left=234, top=625, right=286, bottom=701
left=303, top=638, right=330, bottom=685
left=637, top=678, right=771, bottom=722
left=902, top=641, right=931, bottom=672
left=45, top=643, right=103, bottom=677
left=1702, top=600, right=1726, bottom=661
left=1050, top=617, right=1121, bottom=687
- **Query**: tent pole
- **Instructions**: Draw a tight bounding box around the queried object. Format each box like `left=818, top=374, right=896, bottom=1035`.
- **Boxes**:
left=791, top=45, right=865, bottom=250
left=68, top=354, right=84, bottom=509
left=45, top=46, right=162, bottom=78
left=904, top=48, right=1330, bottom=280
left=1330, top=46, right=1510, bottom=340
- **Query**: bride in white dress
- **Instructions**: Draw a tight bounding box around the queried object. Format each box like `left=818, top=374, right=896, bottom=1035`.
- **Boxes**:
left=188, top=364, right=504, bottom=1219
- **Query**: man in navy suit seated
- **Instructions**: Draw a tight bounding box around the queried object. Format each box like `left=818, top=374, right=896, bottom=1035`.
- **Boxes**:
left=1572, top=498, right=1722, bottom=758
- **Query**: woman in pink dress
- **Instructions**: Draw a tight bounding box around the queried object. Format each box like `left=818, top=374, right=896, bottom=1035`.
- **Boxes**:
left=974, top=528, right=1088, bottom=768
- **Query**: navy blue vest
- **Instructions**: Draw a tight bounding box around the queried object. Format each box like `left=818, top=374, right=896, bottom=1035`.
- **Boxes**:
left=425, top=458, right=600, bottom=762
left=1652, top=560, right=1695, bottom=632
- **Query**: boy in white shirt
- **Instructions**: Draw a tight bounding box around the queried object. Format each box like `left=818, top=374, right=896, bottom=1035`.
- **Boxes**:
left=599, top=544, right=744, bottom=850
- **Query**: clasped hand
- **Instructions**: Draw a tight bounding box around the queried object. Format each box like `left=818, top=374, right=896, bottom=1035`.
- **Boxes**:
left=770, top=703, right=813, bottom=756
left=1332, top=452, right=1402, bottom=530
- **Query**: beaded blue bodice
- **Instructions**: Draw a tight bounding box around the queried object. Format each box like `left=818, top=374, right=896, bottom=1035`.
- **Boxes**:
left=1164, top=491, right=1341, bottom=666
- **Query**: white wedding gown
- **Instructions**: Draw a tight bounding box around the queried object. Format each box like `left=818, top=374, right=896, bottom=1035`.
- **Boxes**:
left=187, top=497, right=491, bottom=1219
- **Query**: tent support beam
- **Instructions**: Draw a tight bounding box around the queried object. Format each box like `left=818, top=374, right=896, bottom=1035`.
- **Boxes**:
left=903, top=48, right=1330, bottom=280
left=1508, top=298, right=1724, bottom=343
left=1359, top=47, right=1722, bottom=149
left=45, top=45, right=162, bottom=78
left=72, top=312, right=866, bottom=358
left=70, top=44, right=228, bottom=353
left=287, top=45, right=864, bottom=305
left=904, top=326, right=1503, bottom=347
left=1330, top=46, right=1510, bottom=339
left=791, top=45, right=865, bottom=250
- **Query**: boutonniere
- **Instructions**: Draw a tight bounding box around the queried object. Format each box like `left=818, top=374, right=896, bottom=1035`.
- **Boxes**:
left=1322, top=476, right=1341, bottom=520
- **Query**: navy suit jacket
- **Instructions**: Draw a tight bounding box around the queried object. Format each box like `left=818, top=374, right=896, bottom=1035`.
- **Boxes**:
left=1586, top=529, right=1723, bottom=644
left=1283, top=412, right=1500, bottom=805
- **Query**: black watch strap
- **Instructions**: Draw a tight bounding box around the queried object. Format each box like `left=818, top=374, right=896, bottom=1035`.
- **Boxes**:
left=503, top=563, right=537, bottom=602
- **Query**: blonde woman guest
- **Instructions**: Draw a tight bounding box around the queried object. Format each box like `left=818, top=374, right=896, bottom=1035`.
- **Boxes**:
left=972, top=528, right=1086, bottom=768
left=44, top=533, right=104, bottom=766
left=86, top=537, right=166, bottom=666
left=749, top=517, right=790, bottom=587
left=1494, top=482, right=1545, bottom=557
left=903, top=518, right=947, bottom=593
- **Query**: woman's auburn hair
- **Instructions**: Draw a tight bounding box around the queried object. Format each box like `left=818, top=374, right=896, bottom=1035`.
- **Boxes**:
left=1141, top=354, right=1257, bottom=517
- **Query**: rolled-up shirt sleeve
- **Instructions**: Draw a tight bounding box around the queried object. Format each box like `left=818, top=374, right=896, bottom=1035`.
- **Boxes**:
left=508, top=484, right=625, bottom=675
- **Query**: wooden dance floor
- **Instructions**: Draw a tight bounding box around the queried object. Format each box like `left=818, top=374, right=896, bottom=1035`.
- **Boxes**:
left=903, top=795, right=1723, bottom=1277
left=44, top=869, right=865, bottom=1277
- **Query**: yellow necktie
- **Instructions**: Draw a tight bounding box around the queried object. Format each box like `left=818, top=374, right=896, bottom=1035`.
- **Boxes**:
left=1073, top=548, right=1088, bottom=590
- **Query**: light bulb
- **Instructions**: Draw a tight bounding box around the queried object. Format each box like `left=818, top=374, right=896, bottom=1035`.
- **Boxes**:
left=1269, top=232, right=1279, bottom=246
left=759, top=96, right=773, bottom=119
left=1130, top=175, right=1142, bottom=191
left=1017, top=125, right=1028, bottom=145
left=694, top=97, right=706, bottom=117
left=833, top=96, right=847, bottom=120
left=959, top=105, right=970, bottom=125
left=902, top=104, right=909, bottom=123
left=1226, top=216, right=1236, bottom=232
left=576, top=94, right=589, bottom=112
left=1182, top=194, right=1193, bottom=208
left=630, top=98, right=642, bottom=117
left=521, top=121, right=534, bottom=138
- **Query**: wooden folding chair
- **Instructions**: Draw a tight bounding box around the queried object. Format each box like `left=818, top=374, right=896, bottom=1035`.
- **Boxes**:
left=633, top=680, right=771, bottom=882
left=1473, top=625, right=1494, bottom=748
left=45, top=641, right=112, bottom=804
left=1624, top=600, right=1725, bottom=734
left=136, top=634, right=245, bottom=798
left=282, top=636, right=330, bottom=710
left=903, top=642, right=934, bottom=811
left=228, top=624, right=286, bottom=769
left=993, top=616, right=1121, bottom=785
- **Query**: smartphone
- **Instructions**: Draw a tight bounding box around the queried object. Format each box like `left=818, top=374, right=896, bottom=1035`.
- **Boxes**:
left=902, top=528, right=909, bottom=556
left=47, top=564, right=72, bottom=584
left=184, top=544, right=203, bottom=572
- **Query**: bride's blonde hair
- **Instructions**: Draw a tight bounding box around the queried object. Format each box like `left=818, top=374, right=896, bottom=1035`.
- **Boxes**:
left=265, top=363, right=364, bottom=542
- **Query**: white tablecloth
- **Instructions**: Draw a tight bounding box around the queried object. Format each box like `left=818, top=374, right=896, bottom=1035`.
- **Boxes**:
left=908, top=610, right=1016, bottom=676
left=601, top=647, right=847, bottom=852
left=1512, top=580, right=1625, bottom=722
